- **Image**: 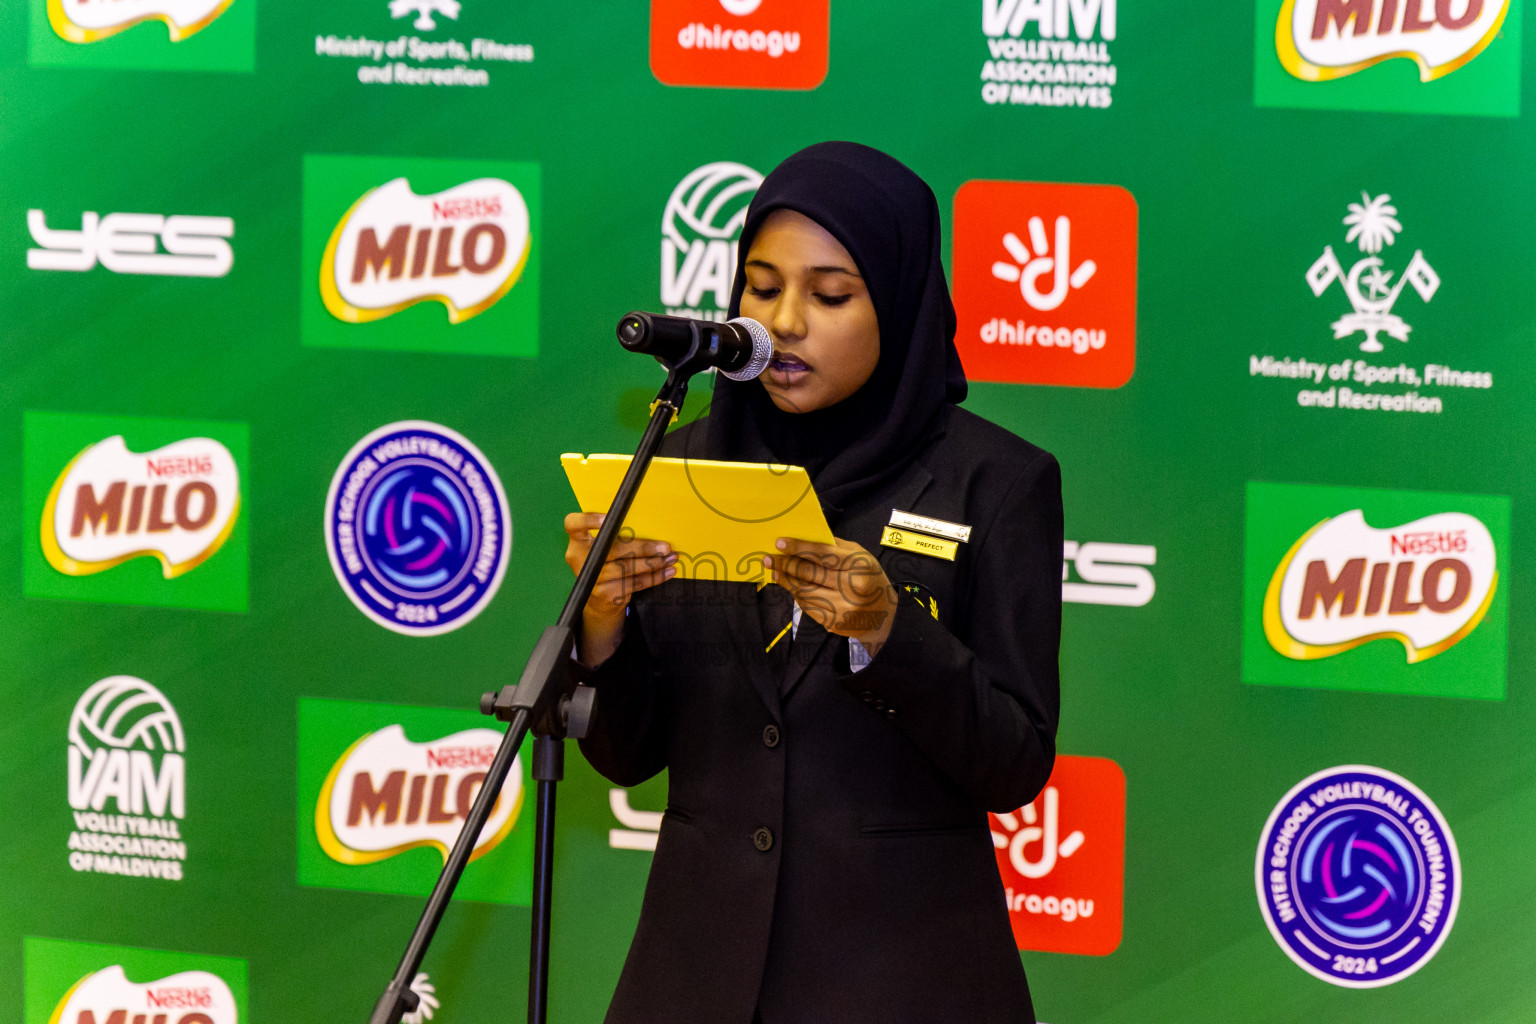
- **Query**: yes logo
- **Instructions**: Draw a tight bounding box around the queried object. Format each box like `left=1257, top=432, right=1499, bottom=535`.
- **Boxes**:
left=24, top=411, right=249, bottom=613
left=660, top=161, right=763, bottom=321
left=650, top=0, right=829, bottom=89
left=298, top=698, right=533, bottom=903
left=302, top=155, right=540, bottom=357
left=28, top=0, right=254, bottom=72
left=953, top=181, right=1138, bottom=388
left=24, top=938, right=247, bottom=1024
left=1244, top=481, right=1509, bottom=699
left=1255, top=0, right=1522, bottom=117
left=990, top=754, right=1125, bottom=955
left=27, top=210, right=234, bottom=277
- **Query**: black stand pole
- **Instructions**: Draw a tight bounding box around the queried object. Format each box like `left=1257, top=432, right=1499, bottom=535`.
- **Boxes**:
left=365, top=330, right=715, bottom=1024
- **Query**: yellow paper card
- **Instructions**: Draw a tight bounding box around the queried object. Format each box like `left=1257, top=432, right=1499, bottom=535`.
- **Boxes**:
left=561, top=453, right=834, bottom=582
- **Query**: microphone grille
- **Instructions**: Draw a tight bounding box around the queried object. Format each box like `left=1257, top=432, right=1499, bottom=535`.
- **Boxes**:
left=720, top=317, right=772, bottom=381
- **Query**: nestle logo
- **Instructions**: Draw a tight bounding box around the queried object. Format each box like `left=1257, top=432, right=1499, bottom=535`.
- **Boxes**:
left=425, top=744, right=495, bottom=769
left=146, top=454, right=215, bottom=478
left=146, top=986, right=214, bottom=1009
left=1390, top=529, right=1467, bottom=556
left=433, top=197, right=502, bottom=221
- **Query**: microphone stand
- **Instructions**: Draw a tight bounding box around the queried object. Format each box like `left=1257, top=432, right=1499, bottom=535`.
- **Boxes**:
left=365, top=335, right=716, bottom=1024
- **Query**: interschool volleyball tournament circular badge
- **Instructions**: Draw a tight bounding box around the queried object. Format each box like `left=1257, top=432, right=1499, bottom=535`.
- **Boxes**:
left=325, top=421, right=510, bottom=636
left=1255, top=765, right=1459, bottom=988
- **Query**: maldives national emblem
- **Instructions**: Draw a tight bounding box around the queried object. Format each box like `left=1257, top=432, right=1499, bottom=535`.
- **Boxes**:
left=1305, top=192, right=1440, bottom=353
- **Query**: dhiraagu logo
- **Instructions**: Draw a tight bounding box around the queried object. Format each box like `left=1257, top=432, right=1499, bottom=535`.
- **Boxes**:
left=1243, top=481, right=1509, bottom=699
left=28, top=0, right=254, bottom=71
left=302, top=154, right=540, bottom=358
left=297, top=697, right=533, bottom=904
left=1254, top=0, right=1521, bottom=116
left=23, top=411, right=249, bottom=613
left=23, top=936, right=247, bottom=1024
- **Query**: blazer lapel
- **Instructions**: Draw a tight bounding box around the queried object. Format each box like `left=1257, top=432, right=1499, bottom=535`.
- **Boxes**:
left=781, top=463, right=936, bottom=702
left=719, top=585, right=783, bottom=717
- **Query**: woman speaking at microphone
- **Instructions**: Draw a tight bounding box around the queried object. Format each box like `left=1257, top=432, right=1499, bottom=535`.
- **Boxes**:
left=565, top=141, right=1062, bottom=1024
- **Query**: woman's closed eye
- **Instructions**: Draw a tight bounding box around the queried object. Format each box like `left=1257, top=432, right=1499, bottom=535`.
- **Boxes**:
left=816, top=292, right=852, bottom=307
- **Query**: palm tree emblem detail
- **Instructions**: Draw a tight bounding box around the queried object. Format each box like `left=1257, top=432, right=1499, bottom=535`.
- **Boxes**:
left=1305, top=192, right=1440, bottom=353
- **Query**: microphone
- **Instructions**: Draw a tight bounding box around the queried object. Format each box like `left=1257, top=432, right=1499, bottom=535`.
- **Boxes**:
left=616, top=312, right=772, bottom=381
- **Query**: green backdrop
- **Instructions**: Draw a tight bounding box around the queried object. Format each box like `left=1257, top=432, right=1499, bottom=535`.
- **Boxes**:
left=4, top=0, right=1533, bottom=1021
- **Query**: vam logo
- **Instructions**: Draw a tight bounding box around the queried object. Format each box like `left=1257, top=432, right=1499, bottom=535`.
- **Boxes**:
left=650, top=0, right=830, bottom=90
left=302, top=155, right=541, bottom=357
left=297, top=698, right=533, bottom=903
left=1306, top=192, right=1439, bottom=352
left=66, top=676, right=189, bottom=882
left=1243, top=481, right=1509, bottom=700
left=1253, top=0, right=1521, bottom=117
left=23, top=937, right=248, bottom=1024
left=1257, top=765, right=1460, bottom=986
left=42, top=435, right=239, bottom=580
left=660, top=161, right=763, bottom=322
left=953, top=180, right=1138, bottom=388
left=1278, top=0, right=1509, bottom=82
left=23, top=412, right=249, bottom=613
left=1062, top=541, right=1155, bottom=607
left=316, top=724, right=521, bottom=865
left=981, top=0, right=1119, bottom=108
left=990, top=754, right=1125, bottom=955
left=27, top=210, right=233, bottom=277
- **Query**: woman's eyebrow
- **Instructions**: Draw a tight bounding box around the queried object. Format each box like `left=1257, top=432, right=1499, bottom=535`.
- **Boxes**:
left=807, top=265, right=860, bottom=278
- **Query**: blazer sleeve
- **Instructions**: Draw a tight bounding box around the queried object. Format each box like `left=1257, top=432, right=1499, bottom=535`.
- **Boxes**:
left=576, top=602, right=672, bottom=788
left=841, top=451, right=1062, bottom=812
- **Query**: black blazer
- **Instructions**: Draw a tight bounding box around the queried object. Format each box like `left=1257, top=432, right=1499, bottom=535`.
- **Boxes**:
left=580, top=404, right=1062, bottom=1024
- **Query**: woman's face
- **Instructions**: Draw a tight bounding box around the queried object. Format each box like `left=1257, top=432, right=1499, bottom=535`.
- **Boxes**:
left=739, top=209, right=880, bottom=414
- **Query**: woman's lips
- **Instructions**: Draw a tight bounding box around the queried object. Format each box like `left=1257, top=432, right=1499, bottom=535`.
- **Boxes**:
left=763, top=353, right=811, bottom=388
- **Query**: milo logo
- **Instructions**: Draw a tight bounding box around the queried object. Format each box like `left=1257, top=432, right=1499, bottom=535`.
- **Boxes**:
left=23, top=938, right=247, bottom=1024
left=321, top=176, right=530, bottom=324
left=1243, top=481, right=1509, bottom=701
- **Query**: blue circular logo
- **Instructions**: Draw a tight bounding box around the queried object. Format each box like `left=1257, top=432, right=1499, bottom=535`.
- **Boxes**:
left=1256, top=765, right=1459, bottom=988
left=325, top=421, right=510, bottom=635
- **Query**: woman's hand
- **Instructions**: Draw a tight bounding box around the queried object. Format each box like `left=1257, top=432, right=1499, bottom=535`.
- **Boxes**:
left=564, top=512, right=676, bottom=665
left=764, top=537, right=897, bottom=655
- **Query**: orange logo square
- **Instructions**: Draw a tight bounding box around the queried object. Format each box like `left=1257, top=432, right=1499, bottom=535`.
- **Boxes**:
left=990, top=754, right=1126, bottom=956
left=953, top=181, right=1138, bottom=388
left=649, top=0, right=829, bottom=90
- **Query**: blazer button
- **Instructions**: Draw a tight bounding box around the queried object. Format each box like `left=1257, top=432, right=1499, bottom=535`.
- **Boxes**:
left=885, top=707, right=897, bottom=719
left=762, top=724, right=781, bottom=748
left=872, top=699, right=885, bottom=711
left=860, top=690, right=874, bottom=704
left=752, top=827, right=774, bottom=852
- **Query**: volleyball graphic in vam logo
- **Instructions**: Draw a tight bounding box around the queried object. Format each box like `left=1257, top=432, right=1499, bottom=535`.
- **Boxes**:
left=1243, top=482, right=1509, bottom=700
left=990, top=754, right=1125, bottom=956
left=952, top=180, right=1137, bottom=388
left=649, top=0, right=830, bottom=89
left=47, top=0, right=234, bottom=43
left=661, top=161, right=763, bottom=322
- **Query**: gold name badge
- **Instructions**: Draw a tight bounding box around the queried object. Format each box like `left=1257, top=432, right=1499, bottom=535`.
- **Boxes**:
left=880, top=525, right=958, bottom=561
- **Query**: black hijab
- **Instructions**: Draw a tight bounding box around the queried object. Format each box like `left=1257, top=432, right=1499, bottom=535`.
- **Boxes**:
left=697, top=141, right=967, bottom=527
